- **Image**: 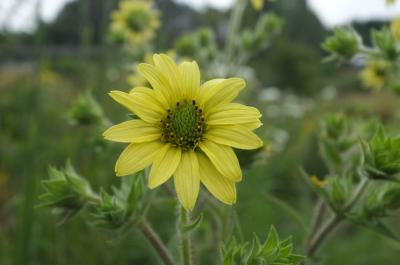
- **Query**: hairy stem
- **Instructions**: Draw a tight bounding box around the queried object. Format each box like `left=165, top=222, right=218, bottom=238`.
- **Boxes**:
left=305, top=199, right=326, bottom=247
left=139, top=220, right=177, bottom=265
left=305, top=178, right=370, bottom=260
left=179, top=206, right=193, bottom=265
left=224, top=0, right=247, bottom=69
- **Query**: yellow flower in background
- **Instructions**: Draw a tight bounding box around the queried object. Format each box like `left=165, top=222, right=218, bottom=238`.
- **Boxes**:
left=386, top=0, right=397, bottom=5
left=251, top=0, right=264, bottom=11
left=360, top=60, right=389, bottom=91
left=310, top=175, right=327, bottom=188
left=391, top=20, right=400, bottom=40
left=104, top=54, right=263, bottom=210
left=110, top=0, right=160, bottom=45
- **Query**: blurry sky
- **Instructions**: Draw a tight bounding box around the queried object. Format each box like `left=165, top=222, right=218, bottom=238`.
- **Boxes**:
left=1, top=0, right=400, bottom=32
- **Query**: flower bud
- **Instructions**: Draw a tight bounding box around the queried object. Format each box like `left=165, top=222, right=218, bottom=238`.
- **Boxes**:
left=372, top=27, right=399, bottom=61
left=322, top=27, right=361, bottom=61
left=68, top=92, right=105, bottom=126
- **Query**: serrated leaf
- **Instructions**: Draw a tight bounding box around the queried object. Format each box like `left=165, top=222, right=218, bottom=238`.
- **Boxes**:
left=262, top=226, right=280, bottom=256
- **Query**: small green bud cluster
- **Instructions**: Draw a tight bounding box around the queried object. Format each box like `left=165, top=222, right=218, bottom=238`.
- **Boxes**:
left=317, top=176, right=352, bottom=212
left=361, top=127, right=400, bottom=181
left=221, top=226, right=304, bottom=265
left=68, top=92, right=105, bottom=126
left=175, top=27, right=218, bottom=63
left=241, top=12, right=283, bottom=52
left=39, top=161, right=145, bottom=230
left=363, top=184, right=400, bottom=219
left=319, top=114, right=356, bottom=172
left=372, top=27, right=399, bottom=61
left=322, top=27, right=361, bottom=62
left=38, top=161, right=96, bottom=219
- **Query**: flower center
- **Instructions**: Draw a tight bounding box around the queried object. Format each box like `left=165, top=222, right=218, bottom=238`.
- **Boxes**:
left=161, top=100, right=206, bottom=151
left=126, top=11, right=150, bottom=32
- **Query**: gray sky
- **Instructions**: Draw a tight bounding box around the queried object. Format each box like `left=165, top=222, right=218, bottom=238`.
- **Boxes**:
left=1, top=0, right=400, bottom=32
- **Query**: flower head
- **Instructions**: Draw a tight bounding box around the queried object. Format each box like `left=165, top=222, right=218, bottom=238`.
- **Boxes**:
left=360, top=60, right=389, bottom=91
left=251, top=0, right=264, bottom=11
left=104, top=54, right=263, bottom=210
left=110, top=0, right=160, bottom=45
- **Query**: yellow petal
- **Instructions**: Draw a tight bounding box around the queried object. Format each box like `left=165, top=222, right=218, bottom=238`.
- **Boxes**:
left=242, top=121, right=263, bottom=130
left=173, top=150, right=200, bottom=210
left=148, top=145, right=181, bottom=189
left=199, top=78, right=245, bottom=112
left=109, top=90, right=164, bottom=124
left=206, top=103, right=261, bottom=125
left=115, top=141, right=163, bottom=176
left=103, top=120, right=161, bottom=143
left=137, top=63, right=172, bottom=107
left=199, top=140, right=242, bottom=182
left=153, top=54, right=183, bottom=100
left=198, top=154, right=236, bottom=205
left=178, top=61, right=200, bottom=99
left=205, top=125, right=263, bottom=150
left=129, top=87, right=166, bottom=123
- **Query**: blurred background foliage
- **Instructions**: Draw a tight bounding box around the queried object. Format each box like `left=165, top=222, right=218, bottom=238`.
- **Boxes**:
left=1, top=0, right=400, bottom=264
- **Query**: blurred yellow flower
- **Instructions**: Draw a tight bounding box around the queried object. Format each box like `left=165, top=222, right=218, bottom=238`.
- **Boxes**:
left=310, top=175, right=327, bottom=188
left=386, top=0, right=397, bottom=5
left=251, top=0, right=264, bottom=11
left=104, top=54, right=263, bottom=210
left=110, top=0, right=160, bottom=45
left=391, top=20, right=400, bottom=40
left=360, top=60, right=389, bottom=91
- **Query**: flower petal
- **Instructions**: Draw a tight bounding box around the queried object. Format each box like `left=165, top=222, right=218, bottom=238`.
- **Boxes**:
left=115, top=141, right=163, bottom=176
left=179, top=61, right=200, bottom=99
left=129, top=87, right=166, bottom=123
left=153, top=54, right=183, bottom=100
left=137, top=63, right=173, bottom=107
left=199, top=78, right=245, bottom=112
left=148, top=145, right=181, bottom=189
left=205, top=125, right=263, bottom=150
left=198, top=154, right=236, bottom=205
left=103, top=120, right=161, bottom=143
left=109, top=90, right=164, bottom=124
left=199, top=140, right=242, bottom=182
left=206, top=103, right=262, bottom=125
left=173, top=150, right=200, bottom=210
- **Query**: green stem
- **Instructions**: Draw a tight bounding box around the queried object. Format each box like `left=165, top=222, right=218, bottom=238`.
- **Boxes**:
left=306, top=178, right=370, bottom=259
left=139, top=220, right=177, bottom=265
left=179, top=206, right=193, bottom=265
left=305, top=199, right=326, bottom=247
left=224, top=0, right=247, bottom=70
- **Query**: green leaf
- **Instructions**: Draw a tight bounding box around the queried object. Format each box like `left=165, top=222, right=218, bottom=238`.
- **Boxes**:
left=182, top=213, right=203, bottom=233
left=262, top=226, right=280, bottom=256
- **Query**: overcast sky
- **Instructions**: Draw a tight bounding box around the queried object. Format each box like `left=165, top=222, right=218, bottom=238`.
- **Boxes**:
left=1, top=0, right=400, bottom=32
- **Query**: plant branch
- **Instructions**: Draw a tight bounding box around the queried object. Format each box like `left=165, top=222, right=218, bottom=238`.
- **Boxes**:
left=224, top=0, right=247, bottom=69
left=305, top=199, right=326, bottom=247
left=305, top=178, right=370, bottom=260
left=139, top=220, right=177, bottom=265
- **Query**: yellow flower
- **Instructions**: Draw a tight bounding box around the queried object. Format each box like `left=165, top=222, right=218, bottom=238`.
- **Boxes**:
left=110, top=0, right=160, bottom=45
left=251, top=0, right=264, bottom=11
left=391, top=20, right=400, bottom=41
left=386, top=0, right=397, bottom=5
left=104, top=54, right=263, bottom=210
left=360, top=60, right=389, bottom=91
left=310, top=175, right=327, bottom=188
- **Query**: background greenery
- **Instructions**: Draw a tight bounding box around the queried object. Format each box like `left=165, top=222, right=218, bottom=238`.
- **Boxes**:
left=1, top=0, right=400, bottom=264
